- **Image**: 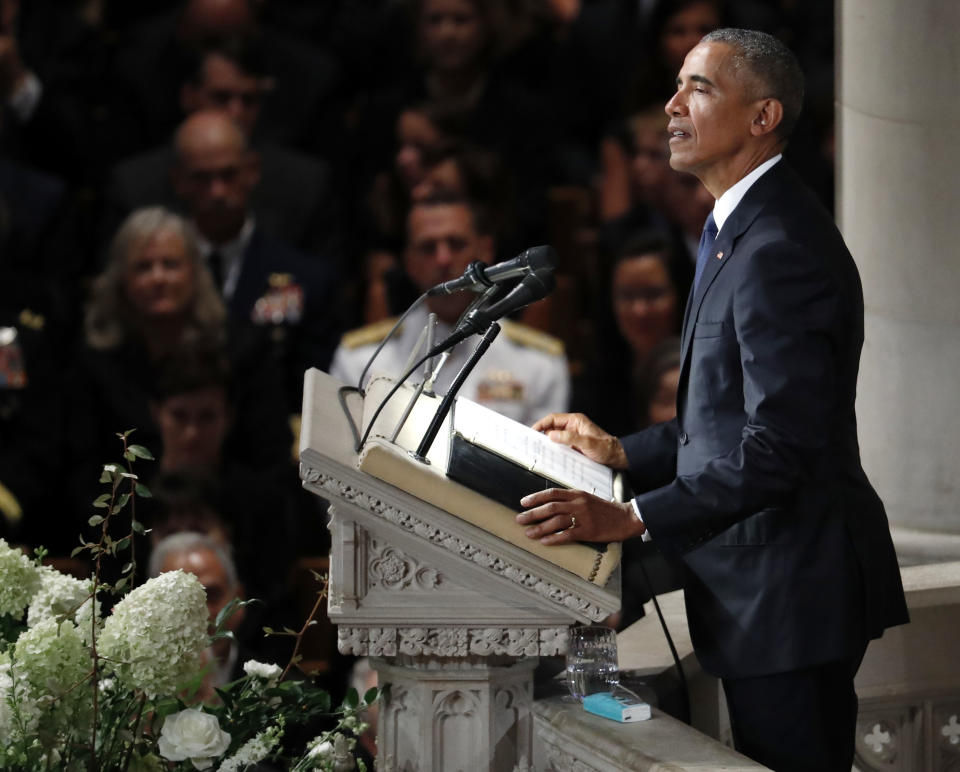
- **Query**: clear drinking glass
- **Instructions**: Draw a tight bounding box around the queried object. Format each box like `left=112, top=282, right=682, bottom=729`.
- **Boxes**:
left=564, top=625, right=619, bottom=701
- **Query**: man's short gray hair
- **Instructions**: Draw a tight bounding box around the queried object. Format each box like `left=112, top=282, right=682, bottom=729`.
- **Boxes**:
left=702, top=28, right=805, bottom=140
left=148, top=530, right=239, bottom=588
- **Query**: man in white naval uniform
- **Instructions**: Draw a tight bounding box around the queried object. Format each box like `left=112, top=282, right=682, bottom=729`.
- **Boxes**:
left=330, top=194, right=569, bottom=426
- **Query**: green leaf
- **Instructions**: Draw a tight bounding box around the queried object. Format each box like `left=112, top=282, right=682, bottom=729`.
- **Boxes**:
left=88, top=515, right=104, bottom=527
left=127, top=444, right=155, bottom=460
left=344, top=688, right=359, bottom=709
left=134, top=482, right=152, bottom=498
left=92, top=493, right=112, bottom=508
left=70, top=545, right=85, bottom=557
left=115, top=536, right=131, bottom=551
left=116, top=492, right=131, bottom=510
left=363, top=687, right=379, bottom=705
left=99, top=465, right=119, bottom=483
left=131, top=520, right=146, bottom=535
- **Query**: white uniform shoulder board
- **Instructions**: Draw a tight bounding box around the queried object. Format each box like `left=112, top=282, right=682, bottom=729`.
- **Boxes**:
left=340, top=318, right=400, bottom=349
left=500, top=320, right=565, bottom=357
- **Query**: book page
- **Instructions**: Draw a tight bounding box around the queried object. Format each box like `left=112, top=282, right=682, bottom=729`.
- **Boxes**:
left=453, top=397, right=614, bottom=499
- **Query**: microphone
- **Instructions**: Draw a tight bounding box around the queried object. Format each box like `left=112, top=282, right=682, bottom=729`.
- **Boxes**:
left=426, top=245, right=556, bottom=296
left=427, top=271, right=556, bottom=356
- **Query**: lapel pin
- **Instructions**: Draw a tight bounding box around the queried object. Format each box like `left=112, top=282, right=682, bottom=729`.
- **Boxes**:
left=716, top=251, right=724, bottom=259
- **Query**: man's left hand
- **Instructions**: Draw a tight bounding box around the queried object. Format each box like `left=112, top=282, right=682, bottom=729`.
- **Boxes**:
left=517, top=488, right=644, bottom=545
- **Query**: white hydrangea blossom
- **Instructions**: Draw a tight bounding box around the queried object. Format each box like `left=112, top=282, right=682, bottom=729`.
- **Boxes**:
left=217, top=723, right=284, bottom=771
left=27, top=566, right=98, bottom=636
left=14, top=617, right=89, bottom=698
left=0, top=658, right=40, bottom=744
left=0, top=538, right=41, bottom=620
left=242, top=660, right=282, bottom=683
left=99, top=570, right=209, bottom=698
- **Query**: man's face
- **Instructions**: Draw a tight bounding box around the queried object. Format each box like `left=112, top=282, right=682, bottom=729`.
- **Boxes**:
left=160, top=547, right=240, bottom=631
left=405, top=202, right=492, bottom=323
left=182, top=53, right=263, bottom=135
left=418, top=0, right=486, bottom=73
left=665, top=42, right=758, bottom=186
left=174, top=140, right=259, bottom=243
left=154, top=385, right=230, bottom=472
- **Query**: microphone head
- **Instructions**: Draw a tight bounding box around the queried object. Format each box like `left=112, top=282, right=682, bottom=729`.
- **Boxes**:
left=523, top=245, right=557, bottom=275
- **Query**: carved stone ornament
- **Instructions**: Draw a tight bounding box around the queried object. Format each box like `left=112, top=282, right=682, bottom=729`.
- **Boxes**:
left=542, top=743, right=603, bottom=772
left=338, top=625, right=569, bottom=657
left=301, top=465, right=605, bottom=619
left=368, top=540, right=443, bottom=591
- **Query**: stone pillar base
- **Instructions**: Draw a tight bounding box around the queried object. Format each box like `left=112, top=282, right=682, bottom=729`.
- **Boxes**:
left=373, top=655, right=537, bottom=772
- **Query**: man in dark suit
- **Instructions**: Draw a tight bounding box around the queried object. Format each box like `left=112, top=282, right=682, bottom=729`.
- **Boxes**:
left=172, top=109, right=341, bottom=411
left=518, top=28, right=908, bottom=771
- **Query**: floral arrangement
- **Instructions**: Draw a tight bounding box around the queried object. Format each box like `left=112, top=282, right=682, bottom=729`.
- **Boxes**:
left=0, top=433, right=376, bottom=771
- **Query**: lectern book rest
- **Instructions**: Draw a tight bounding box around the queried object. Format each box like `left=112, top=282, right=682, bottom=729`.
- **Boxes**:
left=357, top=376, right=622, bottom=585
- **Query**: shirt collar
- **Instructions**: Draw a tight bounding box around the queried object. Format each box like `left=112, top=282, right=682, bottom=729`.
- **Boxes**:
left=194, top=217, right=256, bottom=298
left=712, top=154, right=781, bottom=232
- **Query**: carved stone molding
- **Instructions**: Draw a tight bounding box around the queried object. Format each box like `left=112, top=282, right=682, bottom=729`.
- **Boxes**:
left=368, top=540, right=443, bottom=591
left=541, top=743, right=604, bottom=772
left=338, top=625, right=569, bottom=657
left=302, top=465, right=604, bottom=619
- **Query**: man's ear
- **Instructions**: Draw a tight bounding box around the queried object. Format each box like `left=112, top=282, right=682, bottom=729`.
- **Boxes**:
left=751, top=98, right=784, bottom=137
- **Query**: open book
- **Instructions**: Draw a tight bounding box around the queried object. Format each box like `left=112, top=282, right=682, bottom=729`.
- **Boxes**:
left=449, top=397, right=614, bottom=507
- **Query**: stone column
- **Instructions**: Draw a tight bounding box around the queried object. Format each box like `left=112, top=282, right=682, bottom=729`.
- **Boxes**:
left=838, top=0, right=960, bottom=559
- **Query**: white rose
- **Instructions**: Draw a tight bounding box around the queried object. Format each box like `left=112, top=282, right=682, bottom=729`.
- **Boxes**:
left=158, top=709, right=231, bottom=770
left=242, top=660, right=282, bottom=682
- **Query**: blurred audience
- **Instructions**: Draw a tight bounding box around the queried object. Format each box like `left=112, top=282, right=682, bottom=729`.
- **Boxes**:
left=104, top=37, right=341, bottom=258
left=109, top=0, right=342, bottom=158
left=572, top=232, right=681, bottom=437
left=68, top=206, right=292, bottom=527
left=0, top=0, right=840, bottom=606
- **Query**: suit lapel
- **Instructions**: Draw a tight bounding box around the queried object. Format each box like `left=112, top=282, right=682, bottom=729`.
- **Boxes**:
left=678, top=162, right=790, bottom=383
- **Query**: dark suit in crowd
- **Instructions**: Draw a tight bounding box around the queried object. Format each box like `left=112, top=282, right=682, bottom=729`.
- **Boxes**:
left=227, top=226, right=341, bottom=410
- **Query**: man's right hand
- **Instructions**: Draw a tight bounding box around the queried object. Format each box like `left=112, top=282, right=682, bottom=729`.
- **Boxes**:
left=532, top=413, right=628, bottom=470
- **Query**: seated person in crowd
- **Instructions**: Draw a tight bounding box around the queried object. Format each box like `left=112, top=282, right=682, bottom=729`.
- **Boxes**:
left=148, top=531, right=283, bottom=701
left=170, top=110, right=342, bottom=409
left=103, top=36, right=340, bottom=259
left=68, top=206, right=292, bottom=528
left=147, top=350, right=310, bottom=590
left=572, top=232, right=681, bottom=437
left=330, top=192, right=569, bottom=426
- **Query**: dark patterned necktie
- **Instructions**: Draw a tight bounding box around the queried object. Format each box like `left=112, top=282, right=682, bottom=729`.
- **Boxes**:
left=693, top=211, right=718, bottom=293
left=208, top=250, right=224, bottom=291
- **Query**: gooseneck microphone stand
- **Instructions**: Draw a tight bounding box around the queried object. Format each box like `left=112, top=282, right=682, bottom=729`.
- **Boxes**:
left=412, top=322, right=501, bottom=463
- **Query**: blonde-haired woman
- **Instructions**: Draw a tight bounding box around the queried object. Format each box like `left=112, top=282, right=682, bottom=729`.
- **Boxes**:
left=84, top=207, right=224, bottom=354
left=68, top=207, right=291, bottom=526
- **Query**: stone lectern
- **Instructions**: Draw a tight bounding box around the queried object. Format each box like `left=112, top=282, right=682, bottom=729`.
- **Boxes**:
left=299, top=368, right=621, bottom=771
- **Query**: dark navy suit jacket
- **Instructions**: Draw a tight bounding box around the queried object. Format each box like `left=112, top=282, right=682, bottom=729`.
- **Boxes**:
left=621, top=161, right=908, bottom=679
left=229, top=227, right=341, bottom=411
